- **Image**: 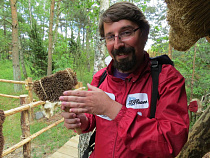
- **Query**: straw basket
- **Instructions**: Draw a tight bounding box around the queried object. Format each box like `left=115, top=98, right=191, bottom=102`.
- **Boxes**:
left=165, top=0, right=210, bottom=51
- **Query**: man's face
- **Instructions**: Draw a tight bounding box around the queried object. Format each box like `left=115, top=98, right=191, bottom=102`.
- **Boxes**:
left=103, top=20, right=146, bottom=73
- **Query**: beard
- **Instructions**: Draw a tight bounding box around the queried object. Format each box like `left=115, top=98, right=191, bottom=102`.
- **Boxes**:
left=111, top=46, right=137, bottom=72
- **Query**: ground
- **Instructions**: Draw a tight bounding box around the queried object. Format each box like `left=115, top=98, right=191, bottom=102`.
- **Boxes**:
left=3, top=113, right=69, bottom=158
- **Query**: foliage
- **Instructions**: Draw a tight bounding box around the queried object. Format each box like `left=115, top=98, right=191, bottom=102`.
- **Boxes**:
left=27, top=22, right=48, bottom=77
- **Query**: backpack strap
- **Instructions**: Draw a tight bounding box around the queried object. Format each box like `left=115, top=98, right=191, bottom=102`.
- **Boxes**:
left=150, top=54, right=173, bottom=118
left=150, top=59, right=162, bottom=119
left=97, top=70, right=107, bottom=88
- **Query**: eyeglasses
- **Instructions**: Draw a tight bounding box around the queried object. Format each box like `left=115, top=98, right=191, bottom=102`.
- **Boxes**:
left=100, top=27, right=140, bottom=45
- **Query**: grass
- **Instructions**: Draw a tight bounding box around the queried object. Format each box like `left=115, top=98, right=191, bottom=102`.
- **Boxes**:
left=0, top=59, right=76, bottom=157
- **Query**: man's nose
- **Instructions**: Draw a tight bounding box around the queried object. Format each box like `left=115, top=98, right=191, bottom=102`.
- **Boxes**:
left=113, top=36, right=125, bottom=50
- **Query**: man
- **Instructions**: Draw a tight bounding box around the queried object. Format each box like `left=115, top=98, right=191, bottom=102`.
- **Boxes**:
left=60, top=2, right=189, bottom=158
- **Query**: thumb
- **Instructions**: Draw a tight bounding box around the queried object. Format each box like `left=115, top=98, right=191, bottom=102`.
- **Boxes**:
left=87, top=83, right=100, bottom=92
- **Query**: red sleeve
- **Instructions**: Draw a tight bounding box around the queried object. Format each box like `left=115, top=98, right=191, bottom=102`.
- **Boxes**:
left=114, top=65, right=189, bottom=158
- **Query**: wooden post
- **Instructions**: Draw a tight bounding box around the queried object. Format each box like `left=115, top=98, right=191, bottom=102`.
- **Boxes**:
left=26, top=77, right=34, bottom=121
left=20, top=95, right=31, bottom=158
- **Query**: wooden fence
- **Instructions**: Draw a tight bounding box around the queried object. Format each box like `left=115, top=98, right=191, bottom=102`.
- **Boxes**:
left=0, top=78, right=65, bottom=157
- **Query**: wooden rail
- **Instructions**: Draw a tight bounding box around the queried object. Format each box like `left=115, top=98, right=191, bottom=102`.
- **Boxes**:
left=0, top=77, right=66, bottom=157
left=4, top=101, right=45, bottom=117
left=0, top=77, right=33, bottom=101
left=2, top=116, right=64, bottom=157
left=0, top=94, right=20, bottom=99
left=0, top=78, right=83, bottom=157
left=0, top=79, right=26, bottom=84
left=1, top=95, right=65, bottom=157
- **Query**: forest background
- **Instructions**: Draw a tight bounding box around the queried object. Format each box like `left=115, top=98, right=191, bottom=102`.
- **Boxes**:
left=0, top=0, right=209, bottom=157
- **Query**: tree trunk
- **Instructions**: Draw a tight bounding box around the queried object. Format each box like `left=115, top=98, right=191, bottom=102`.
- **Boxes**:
left=189, top=43, right=197, bottom=121
left=176, top=105, right=210, bottom=158
left=86, top=18, right=91, bottom=72
left=19, top=37, right=28, bottom=79
left=168, top=43, right=172, bottom=59
left=28, top=0, right=33, bottom=29
left=47, top=0, right=55, bottom=76
left=10, top=0, right=22, bottom=92
left=93, top=0, right=109, bottom=74
left=52, top=0, right=61, bottom=55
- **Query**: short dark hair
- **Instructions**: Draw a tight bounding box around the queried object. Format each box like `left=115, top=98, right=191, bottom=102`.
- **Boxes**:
left=99, top=2, right=150, bottom=39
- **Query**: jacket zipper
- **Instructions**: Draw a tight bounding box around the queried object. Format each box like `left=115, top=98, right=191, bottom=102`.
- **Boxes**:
left=112, top=79, right=129, bottom=158
left=112, top=131, right=118, bottom=158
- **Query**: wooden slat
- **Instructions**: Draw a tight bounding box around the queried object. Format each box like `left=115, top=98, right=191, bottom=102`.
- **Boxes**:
left=4, top=101, right=45, bottom=117
left=0, top=79, right=26, bottom=84
left=0, top=93, right=20, bottom=99
left=57, top=144, right=78, bottom=157
left=50, top=151, right=76, bottom=158
left=49, top=135, right=79, bottom=158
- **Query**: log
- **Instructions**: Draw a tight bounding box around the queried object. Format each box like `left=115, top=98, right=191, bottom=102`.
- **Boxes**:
left=0, top=79, right=26, bottom=84
left=25, top=77, right=34, bottom=121
left=4, top=101, right=45, bottom=117
left=20, top=95, right=31, bottom=158
left=2, top=118, right=64, bottom=156
left=0, top=93, right=19, bottom=99
left=177, top=105, right=210, bottom=158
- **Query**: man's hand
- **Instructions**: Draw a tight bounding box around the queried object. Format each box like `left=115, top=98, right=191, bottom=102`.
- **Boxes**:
left=59, top=83, right=122, bottom=120
left=61, top=112, right=89, bottom=131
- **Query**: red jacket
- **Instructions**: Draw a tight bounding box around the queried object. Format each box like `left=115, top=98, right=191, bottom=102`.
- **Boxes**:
left=84, top=53, right=189, bottom=158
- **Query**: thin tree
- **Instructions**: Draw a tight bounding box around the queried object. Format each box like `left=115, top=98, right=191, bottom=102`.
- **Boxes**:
left=52, top=0, right=61, bottom=55
left=168, top=43, right=172, bottom=59
left=19, top=36, right=28, bottom=79
left=10, top=0, right=22, bottom=92
left=47, top=0, right=55, bottom=76
left=189, top=43, right=197, bottom=121
left=93, top=0, right=110, bottom=74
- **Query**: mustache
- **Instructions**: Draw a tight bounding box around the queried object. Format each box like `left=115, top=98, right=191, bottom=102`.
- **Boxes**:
left=111, top=47, right=135, bottom=56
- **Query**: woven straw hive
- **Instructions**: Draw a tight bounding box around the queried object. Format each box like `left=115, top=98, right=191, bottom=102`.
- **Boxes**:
left=33, top=68, right=78, bottom=102
left=0, top=110, right=5, bottom=157
left=165, top=0, right=210, bottom=51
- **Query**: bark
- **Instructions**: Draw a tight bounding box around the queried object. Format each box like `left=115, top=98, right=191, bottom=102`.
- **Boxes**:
left=19, top=37, right=28, bottom=79
left=47, top=0, right=55, bottom=76
left=52, top=0, right=61, bottom=55
left=168, top=43, right=172, bottom=59
left=177, top=105, right=210, bottom=158
left=20, top=95, right=31, bottom=158
left=28, top=0, right=33, bottom=29
left=10, top=0, right=22, bottom=92
left=189, top=43, right=197, bottom=121
left=93, top=0, right=110, bottom=74
left=86, top=18, right=91, bottom=72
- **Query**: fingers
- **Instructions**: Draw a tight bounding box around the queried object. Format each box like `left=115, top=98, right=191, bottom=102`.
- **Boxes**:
left=63, top=90, right=86, bottom=97
left=59, top=95, right=86, bottom=103
left=69, top=107, right=88, bottom=113
left=61, top=112, right=81, bottom=129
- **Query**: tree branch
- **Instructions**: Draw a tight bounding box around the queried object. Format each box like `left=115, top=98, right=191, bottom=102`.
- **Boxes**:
left=3, top=19, right=12, bottom=26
